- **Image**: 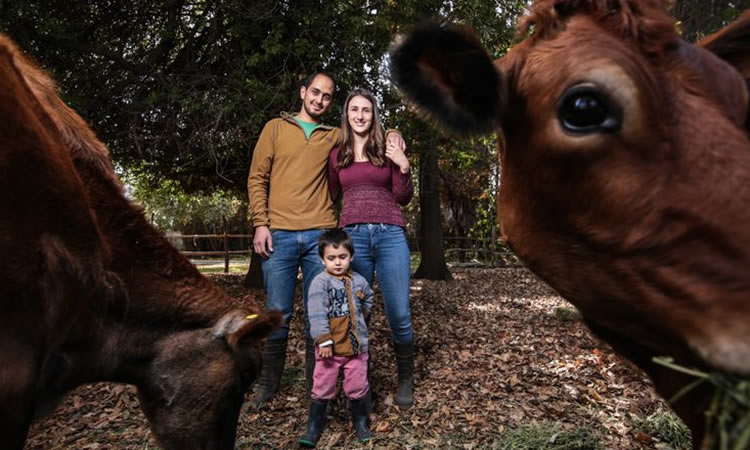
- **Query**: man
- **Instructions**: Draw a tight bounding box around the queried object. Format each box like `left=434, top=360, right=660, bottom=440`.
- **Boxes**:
left=247, top=71, right=404, bottom=408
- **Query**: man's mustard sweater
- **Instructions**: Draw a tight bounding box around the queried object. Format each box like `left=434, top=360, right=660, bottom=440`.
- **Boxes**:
left=248, top=112, right=339, bottom=230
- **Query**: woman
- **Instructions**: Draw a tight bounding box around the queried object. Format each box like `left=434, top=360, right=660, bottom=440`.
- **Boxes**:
left=328, top=87, right=415, bottom=409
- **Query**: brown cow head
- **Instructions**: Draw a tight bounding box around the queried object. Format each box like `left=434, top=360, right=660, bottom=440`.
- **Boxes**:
left=391, top=0, right=750, bottom=377
left=137, top=310, right=281, bottom=449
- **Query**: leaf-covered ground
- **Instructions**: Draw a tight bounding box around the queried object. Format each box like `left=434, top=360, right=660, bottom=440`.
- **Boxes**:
left=26, top=268, right=677, bottom=449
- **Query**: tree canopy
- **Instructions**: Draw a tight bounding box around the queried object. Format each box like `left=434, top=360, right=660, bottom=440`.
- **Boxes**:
left=2, top=0, right=394, bottom=191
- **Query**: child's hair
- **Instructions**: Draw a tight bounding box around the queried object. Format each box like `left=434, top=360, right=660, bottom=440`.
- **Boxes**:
left=318, top=228, right=354, bottom=257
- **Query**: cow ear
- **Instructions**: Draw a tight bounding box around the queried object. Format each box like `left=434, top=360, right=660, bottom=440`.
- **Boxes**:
left=390, top=22, right=505, bottom=136
left=214, top=310, right=282, bottom=349
left=0, top=36, right=66, bottom=148
left=699, top=11, right=750, bottom=130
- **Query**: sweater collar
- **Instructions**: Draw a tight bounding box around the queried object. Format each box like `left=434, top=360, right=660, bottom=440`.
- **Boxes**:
left=280, top=111, right=335, bottom=130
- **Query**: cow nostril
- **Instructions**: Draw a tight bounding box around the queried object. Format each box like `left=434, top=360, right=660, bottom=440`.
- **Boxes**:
left=557, top=84, right=621, bottom=135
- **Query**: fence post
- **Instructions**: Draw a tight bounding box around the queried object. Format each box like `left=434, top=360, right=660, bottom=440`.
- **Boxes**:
left=223, top=215, right=229, bottom=273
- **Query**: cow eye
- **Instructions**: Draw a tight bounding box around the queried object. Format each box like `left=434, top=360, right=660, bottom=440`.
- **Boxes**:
left=557, top=84, right=621, bottom=134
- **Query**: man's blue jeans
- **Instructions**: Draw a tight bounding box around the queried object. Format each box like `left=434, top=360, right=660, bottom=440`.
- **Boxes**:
left=261, top=229, right=325, bottom=340
left=344, top=223, right=414, bottom=344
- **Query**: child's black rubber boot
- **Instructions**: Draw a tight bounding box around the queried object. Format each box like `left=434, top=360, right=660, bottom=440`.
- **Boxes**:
left=350, top=394, right=373, bottom=443
left=298, top=398, right=328, bottom=448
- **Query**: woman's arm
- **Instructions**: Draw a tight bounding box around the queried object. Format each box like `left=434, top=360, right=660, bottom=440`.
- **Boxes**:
left=328, top=147, right=341, bottom=202
left=385, top=138, right=413, bottom=205
left=391, top=161, right=414, bottom=205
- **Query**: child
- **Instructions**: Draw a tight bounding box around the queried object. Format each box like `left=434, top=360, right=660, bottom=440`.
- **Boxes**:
left=299, top=228, right=374, bottom=447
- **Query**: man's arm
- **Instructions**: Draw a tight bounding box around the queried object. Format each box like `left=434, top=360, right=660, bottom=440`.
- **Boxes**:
left=385, top=129, right=406, bottom=154
left=248, top=121, right=275, bottom=257
left=248, top=121, right=275, bottom=227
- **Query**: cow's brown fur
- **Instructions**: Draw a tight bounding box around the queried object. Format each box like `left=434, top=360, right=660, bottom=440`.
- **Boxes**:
left=0, top=34, right=280, bottom=450
left=519, top=0, right=678, bottom=57
left=391, top=2, right=750, bottom=448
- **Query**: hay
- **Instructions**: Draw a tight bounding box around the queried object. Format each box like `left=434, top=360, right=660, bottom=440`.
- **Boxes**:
left=496, top=422, right=604, bottom=450
left=641, top=410, right=692, bottom=449
left=653, top=357, right=750, bottom=450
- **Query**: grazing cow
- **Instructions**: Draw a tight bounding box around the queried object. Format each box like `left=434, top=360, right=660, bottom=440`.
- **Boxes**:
left=0, top=34, right=281, bottom=450
left=390, top=0, right=750, bottom=447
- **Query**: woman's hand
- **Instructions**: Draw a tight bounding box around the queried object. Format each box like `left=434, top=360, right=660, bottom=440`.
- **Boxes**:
left=385, top=136, right=410, bottom=174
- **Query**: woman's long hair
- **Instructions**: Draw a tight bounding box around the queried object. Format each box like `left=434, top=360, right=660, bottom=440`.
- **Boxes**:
left=337, top=88, right=386, bottom=168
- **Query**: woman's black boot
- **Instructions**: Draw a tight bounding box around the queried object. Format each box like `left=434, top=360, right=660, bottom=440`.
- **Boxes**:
left=394, top=342, right=414, bottom=409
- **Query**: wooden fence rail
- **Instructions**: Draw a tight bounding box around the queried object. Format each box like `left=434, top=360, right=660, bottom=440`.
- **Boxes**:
left=173, top=222, right=520, bottom=273
left=170, top=216, right=253, bottom=273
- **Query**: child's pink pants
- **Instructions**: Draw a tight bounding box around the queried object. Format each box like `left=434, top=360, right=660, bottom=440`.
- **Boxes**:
left=311, top=350, right=369, bottom=400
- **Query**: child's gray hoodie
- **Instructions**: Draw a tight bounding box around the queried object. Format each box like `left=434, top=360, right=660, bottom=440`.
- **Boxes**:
left=307, top=271, right=374, bottom=355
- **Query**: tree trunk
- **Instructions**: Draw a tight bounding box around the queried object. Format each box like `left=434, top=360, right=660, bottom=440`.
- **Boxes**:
left=243, top=230, right=264, bottom=288
left=413, top=146, right=452, bottom=280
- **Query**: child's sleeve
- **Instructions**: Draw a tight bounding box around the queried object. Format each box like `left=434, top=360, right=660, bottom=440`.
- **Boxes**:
left=361, top=279, right=374, bottom=316
left=308, top=276, right=333, bottom=346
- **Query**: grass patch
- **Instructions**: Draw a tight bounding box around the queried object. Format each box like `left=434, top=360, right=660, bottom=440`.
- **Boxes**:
left=196, top=264, right=248, bottom=274
left=640, top=410, right=691, bottom=450
left=496, top=422, right=603, bottom=450
left=192, top=256, right=249, bottom=274
left=554, top=307, right=582, bottom=322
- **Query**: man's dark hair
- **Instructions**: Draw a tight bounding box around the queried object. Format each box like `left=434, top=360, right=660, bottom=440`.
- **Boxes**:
left=303, top=71, right=336, bottom=91
left=318, top=228, right=353, bottom=257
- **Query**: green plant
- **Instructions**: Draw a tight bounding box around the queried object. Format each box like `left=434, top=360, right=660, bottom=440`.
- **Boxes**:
left=640, top=410, right=692, bottom=449
left=653, top=357, right=750, bottom=450
left=496, top=422, right=603, bottom=450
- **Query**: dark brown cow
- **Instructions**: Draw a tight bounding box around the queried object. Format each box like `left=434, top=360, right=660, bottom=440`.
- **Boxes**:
left=390, top=1, right=750, bottom=447
left=0, top=34, right=281, bottom=449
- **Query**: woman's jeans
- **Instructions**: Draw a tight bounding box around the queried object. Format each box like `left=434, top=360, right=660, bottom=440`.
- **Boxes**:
left=261, top=229, right=325, bottom=340
left=344, top=223, right=414, bottom=344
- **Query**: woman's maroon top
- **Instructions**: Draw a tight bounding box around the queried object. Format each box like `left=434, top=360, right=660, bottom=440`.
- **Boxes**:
left=328, top=147, right=414, bottom=228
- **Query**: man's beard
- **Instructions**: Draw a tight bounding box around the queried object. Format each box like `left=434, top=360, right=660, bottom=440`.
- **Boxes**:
left=304, top=101, right=323, bottom=119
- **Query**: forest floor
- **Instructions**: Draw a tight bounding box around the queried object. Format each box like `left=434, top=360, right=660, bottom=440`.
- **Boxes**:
left=26, top=268, right=687, bottom=449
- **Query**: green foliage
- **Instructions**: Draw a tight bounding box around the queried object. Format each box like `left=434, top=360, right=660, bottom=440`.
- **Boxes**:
left=640, top=410, right=692, bottom=450
left=673, top=0, right=750, bottom=41
left=0, top=0, right=400, bottom=192
left=459, top=136, right=499, bottom=242
left=496, top=422, right=604, bottom=450
left=121, top=166, right=245, bottom=233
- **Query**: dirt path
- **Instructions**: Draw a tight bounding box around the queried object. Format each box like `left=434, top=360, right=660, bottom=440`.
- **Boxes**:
left=26, top=268, right=671, bottom=449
